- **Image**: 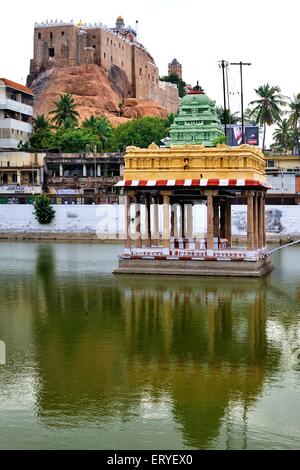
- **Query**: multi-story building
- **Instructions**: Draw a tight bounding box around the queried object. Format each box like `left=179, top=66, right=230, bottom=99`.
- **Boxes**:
left=0, top=79, right=33, bottom=150
left=265, top=151, right=300, bottom=204
left=44, top=152, right=124, bottom=204
left=0, top=152, right=44, bottom=204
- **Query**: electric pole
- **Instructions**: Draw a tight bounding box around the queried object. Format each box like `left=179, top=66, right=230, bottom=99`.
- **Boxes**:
left=219, top=60, right=229, bottom=137
left=230, top=61, right=251, bottom=144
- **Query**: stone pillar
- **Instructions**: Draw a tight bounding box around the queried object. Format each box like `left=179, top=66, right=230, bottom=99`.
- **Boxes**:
left=97, top=164, right=101, bottom=177
left=36, top=169, right=41, bottom=186
left=213, top=198, right=220, bottom=238
left=225, top=200, right=232, bottom=247
left=134, top=198, right=142, bottom=249
left=173, top=205, right=179, bottom=239
left=186, top=204, right=193, bottom=239
left=83, top=164, right=87, bottom=177
left=180, top=203, right=185, bottom=239
left=254, top=194, right=258, bottom=250
left=152, top=196, right=159, bottom=245
left=247, top=192, right=255, bottom=251
left=17, top=170, right=21, bottom=185
left=262, top=193, right=266, bottom=247
left=59, top=164, right=63, bottom=177
left=258, top=194, right=264, bottom=249
left=124, top=195, right=131, bottom=249
left=163, top=194, right=170, bottom=249
left=207, top=193, right=214, bottom=250
left=144, top=195, right=151, bottom=247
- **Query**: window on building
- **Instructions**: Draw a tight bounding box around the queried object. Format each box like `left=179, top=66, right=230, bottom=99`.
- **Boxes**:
left=49, top=48, right=55, bottom=58
left=104, top=52, right=106, bottom=58
left=107, top=37, right=109, bottom=43
left=61, top=31, right=65, bottom=37
left=119, top=43, right=121, bottom=48
left=93, top=45, right=96, bottom=49
left=93, top=35, right=96, bottom=39
left=121, top=61, right=123, bottom=67
left=139, top=68, right=142, bottom=76
left=111, top=56, right=113, bottom=61
left=50, top=32, right=53, bottom=40
left=38, top=33, right=41, bottom=39
left=111, top=39, right=112, bottom=45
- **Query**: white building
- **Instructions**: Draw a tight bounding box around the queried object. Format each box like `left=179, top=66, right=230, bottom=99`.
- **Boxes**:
left=0, top=78, right=33, bottom=150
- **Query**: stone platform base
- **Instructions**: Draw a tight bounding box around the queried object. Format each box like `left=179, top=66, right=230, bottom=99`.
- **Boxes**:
left=114, top=256, right=274, bottom=277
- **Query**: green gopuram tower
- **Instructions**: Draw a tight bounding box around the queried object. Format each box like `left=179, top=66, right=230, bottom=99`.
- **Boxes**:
left=170, top=90, right=224, bottom=147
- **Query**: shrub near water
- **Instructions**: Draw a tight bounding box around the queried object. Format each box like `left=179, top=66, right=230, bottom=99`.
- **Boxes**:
left=33, top=194, right=56, bottom=224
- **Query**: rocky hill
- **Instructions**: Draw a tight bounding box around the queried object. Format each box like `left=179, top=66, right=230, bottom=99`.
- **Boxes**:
left=30, top=64, right=169, bottom=126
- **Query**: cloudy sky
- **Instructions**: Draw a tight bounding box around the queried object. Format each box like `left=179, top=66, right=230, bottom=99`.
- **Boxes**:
left=1, top=0, right=298, bottom=143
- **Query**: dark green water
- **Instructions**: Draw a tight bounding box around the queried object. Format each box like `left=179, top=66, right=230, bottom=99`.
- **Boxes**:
left=0, top=242, right=300, bottom=450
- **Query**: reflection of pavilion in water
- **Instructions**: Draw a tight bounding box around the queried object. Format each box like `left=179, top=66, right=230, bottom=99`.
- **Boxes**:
left=30, top=250, right=280, bottom=448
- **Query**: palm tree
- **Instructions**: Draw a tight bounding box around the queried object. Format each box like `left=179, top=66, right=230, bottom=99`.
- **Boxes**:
left=272, top=119, right=292, bottom=151
left=248, top=84, right=286, bottom=150
left=82, top=115, right=113, bottom=150
left=164, top=113, right=176, bottom=130
left=288, top=93, right=300, bottom=154
left=32, top=114, right=50, bottom=132
left=216, top=106, right=240, bottom=125
left=49, top=93, right=80, bottom=129
left=244, top=107, right=258, bottom=125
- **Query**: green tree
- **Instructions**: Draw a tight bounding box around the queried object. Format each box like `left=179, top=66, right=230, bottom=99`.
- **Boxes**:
left=288, top=93, right=300, bottom=153
left=272, top=119, right=293, bottom=151
left=244, top=107, right=258, bottom=125
left=248, top=84, right=286, bottom=150
left=111, top=116, right=168, bottom=151
left=55, top=128, right=101, bottom=153
left=160, top=74, right=186, bottom=98
left=82, top=116, right=113, bottom=150
left=49, top=93, right=80, bottom=129
left=22, top=128, right=57, bottom=152
left=32, top=114, right=51, bottom=132
left=212, top=135, right=228, bottom=146
left=216, top=106, right=240, bottom=125
left=164, top=113, right=176, bottom=131
left=34, top=194, right=56, bottom=225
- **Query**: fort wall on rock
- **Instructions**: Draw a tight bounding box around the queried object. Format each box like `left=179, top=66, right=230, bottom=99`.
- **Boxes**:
left=27, top=19, right=179, bottom=114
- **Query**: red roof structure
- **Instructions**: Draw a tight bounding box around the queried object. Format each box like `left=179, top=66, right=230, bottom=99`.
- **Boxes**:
left=0, top=78, right=33, bottom=96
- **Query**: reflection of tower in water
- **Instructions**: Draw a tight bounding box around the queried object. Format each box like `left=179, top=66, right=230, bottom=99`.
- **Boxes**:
left=118, top=276, right=279, bottom=448
left=32, top=273, right=280, bottom=449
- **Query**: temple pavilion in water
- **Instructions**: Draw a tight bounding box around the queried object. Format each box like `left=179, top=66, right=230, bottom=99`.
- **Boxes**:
left=114, top=89, right=273, bottom=277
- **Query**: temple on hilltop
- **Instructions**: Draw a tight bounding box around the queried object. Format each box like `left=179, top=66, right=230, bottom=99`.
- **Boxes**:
left=170, top=87, right=224, bottom=146
left=114, top=88, right=273, bottom=278
left=27, top=16, right=179, bottom=114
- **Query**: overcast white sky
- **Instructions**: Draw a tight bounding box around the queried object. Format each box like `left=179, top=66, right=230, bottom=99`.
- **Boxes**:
left=1, top=0, right=298, bottom=143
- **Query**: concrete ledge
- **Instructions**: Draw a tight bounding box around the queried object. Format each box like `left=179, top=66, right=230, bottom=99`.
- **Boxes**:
left=114, top=257, right=274, bottom=277
left=0, top=232, right=121, bottom=243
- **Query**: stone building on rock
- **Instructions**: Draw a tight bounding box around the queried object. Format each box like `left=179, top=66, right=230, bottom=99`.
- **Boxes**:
left=27, top=16, right=179, bottom=114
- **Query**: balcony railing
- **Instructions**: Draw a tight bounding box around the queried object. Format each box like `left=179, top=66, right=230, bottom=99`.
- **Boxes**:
left=0, top=99, right=33, bottom=117
left=45, top=176, right=122, bottom=185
